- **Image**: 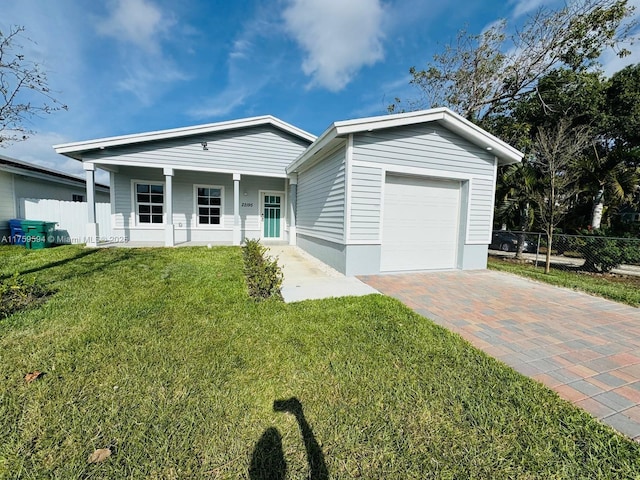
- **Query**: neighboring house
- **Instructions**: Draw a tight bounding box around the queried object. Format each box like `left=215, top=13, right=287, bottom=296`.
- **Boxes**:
left=0, top=154, right=110, bottom=241
left=54, top=108, right=523, bottom=275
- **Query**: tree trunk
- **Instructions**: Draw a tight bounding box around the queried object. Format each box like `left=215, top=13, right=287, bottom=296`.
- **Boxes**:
left=591, top=188, right=604, bottom=230
left=545, top=233, right=552, bottom=274
left=515, top=204, right=529, bottom=259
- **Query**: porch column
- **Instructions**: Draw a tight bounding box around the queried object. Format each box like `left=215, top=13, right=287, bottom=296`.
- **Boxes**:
left=233, top=173, right=241, bottom=245
left=164, top=167, right=175, bottom=247
left=84, top=162, right=99, bottom=247
left=288, top=174, right=297, bottom=245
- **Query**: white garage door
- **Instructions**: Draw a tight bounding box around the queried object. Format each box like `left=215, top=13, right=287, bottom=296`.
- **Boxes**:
left=381, top=174, right=461, bottom=271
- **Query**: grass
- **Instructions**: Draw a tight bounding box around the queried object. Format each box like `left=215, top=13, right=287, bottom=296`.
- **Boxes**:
left=0, top=245, right=639, bottom=479
left=488, top=256, right=640, bottom=307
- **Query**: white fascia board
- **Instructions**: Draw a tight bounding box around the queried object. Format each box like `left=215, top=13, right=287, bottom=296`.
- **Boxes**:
left=54, top=115, right=316, bottom=159
left=287, top=107, right=524, bottom=173
left=0, top=163, right=109, bottom=190
left=336, top=107, right=523, bottom=165
left=438, top=115, right=523, bottom=165
left=332, top=108, right=447, bottom=135
left=286, top=124, right=341, bottom=174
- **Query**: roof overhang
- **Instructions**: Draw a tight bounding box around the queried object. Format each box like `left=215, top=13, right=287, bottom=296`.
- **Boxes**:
left=54, top=115, right=317, bottom=160
left=0, top=154, right=109, bottom=191
left=286, top=107, right=523, bottom=174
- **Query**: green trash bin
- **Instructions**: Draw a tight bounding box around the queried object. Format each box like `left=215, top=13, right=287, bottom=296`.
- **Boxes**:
left=21, top=220, right=57, bottom=250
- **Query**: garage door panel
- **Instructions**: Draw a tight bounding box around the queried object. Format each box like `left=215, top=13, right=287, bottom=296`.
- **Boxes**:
left=381, top=175, right=460, bottom=271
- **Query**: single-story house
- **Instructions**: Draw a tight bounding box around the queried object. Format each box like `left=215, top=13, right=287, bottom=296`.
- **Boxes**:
left=0, top=154, right=110, bottom=241
left=54, top=108, right=523, bottom=275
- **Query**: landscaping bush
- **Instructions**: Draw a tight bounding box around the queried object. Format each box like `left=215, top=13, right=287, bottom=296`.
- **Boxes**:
left=242, top=239, right=283, bottom=300
left=0, top=273, right=52, bottom=319
left=580, top=230, right=640, bottom=273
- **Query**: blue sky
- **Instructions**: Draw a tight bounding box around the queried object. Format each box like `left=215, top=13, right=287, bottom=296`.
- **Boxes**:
left=2, top=0, right=639, bottom=183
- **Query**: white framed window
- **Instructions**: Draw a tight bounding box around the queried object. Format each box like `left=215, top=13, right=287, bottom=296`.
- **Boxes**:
left=135, top=182, right=164, bottom=225
left=195, top=185, right=224, bottom=227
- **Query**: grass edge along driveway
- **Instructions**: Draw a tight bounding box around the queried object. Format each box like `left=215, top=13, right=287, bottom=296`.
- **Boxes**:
left=0, top=245, right=639, bottom=479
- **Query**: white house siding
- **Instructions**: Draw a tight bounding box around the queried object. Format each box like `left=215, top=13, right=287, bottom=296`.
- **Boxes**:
left=296, top=144, right=346, bottom=243
left=0, top=171, right=15, bottom=236
left=352, top=123, right=496, bottom=244
left=111, top=166, right=286, bottom=243
left=13, top=176, right=109, bottom=207
left=349, top=164, right=382, bottom=241
left=84, top=126, right=309, bottom=177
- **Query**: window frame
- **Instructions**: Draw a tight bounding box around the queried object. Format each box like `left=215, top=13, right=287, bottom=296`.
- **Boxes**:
left=194, top=184, right=225, bottom=228
left=133, top=180, right=165, bottom=227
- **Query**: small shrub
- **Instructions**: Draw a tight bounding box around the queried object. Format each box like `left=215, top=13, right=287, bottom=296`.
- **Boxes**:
left=0, top=274, right=53, bottom=319
left=242, top=239, right=283, bottom=301
left=580, top=230, right=640, bottom=273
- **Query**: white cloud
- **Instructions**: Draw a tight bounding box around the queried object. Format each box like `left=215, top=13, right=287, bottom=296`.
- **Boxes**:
left=97, top=0, right=172, bottom=52
left=189, top=87, right=253, bottom=119
left=188, top=8, right=284, bottom=120
left=283, top=0, right=386, bottom=91
left=510, top=0, right=555, bottom=18
left=3, top=132, right=81, bottom=174
left=117, top=60, right=189, bottom=104
left=2, top=132, right=111, bottom=184
left=95, top=0, right=188, bottom=104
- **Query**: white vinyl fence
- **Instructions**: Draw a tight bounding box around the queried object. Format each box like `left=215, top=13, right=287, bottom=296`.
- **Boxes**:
left=21, top=198, right=112, bottom=244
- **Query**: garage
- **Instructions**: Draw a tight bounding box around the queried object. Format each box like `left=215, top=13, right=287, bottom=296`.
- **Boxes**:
left=381, top=174, right=461, bottom=271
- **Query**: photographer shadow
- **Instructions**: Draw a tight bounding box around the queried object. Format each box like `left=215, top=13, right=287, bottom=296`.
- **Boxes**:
left=249, top=397, right=328, bottom=480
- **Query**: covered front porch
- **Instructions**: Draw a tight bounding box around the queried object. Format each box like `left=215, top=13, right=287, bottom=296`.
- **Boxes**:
left=83, top=163, right=299, bottom=248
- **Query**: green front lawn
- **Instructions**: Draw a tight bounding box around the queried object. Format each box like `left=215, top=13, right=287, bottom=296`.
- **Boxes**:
left=1, top=245, right=639, bottom=478
left=488, top=256, right=640, bottom=307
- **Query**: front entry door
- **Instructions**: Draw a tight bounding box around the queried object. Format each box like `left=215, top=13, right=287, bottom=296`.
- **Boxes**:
left=261, top=192, right=283, bottom=239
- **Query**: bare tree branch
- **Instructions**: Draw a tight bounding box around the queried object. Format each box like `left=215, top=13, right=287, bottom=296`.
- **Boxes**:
left=0, top=25, right=68, bottom=145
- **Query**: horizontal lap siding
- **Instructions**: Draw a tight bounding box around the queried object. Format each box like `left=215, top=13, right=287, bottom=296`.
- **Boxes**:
left=113, top=168, right=286, bottom=233
left=350, top=164, right=382, bottom=241
left=0, top=171, right=15, bottom=230
left=353, top=124, right=495, bottom=243
left=297, top=146, right=346, bottom=243
left=86, top=126, right=309, bottom=176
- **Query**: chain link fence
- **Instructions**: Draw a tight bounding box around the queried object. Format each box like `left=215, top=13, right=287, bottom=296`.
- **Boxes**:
left=489, top=230, right=640, bottom=275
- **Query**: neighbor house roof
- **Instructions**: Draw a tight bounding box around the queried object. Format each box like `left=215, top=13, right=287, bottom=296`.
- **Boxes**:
left=286, top=107, right=524, bottom=174
left=53, top=115, right=317, bottom=160
left=0, top=154, right=109, bottom=190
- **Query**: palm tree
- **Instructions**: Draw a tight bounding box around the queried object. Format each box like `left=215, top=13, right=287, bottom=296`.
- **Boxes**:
left=494, top=160, right=540, bottom=258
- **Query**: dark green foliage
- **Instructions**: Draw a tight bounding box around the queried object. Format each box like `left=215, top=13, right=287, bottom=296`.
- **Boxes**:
left=242, top=238, right=283, bottom=301
left=0, top=273, right=52, bottom=319
left=579, top=230, right=640, bottom=272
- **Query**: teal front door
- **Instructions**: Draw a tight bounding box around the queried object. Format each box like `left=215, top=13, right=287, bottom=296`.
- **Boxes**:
left=262, top=193, right=282, bottom=238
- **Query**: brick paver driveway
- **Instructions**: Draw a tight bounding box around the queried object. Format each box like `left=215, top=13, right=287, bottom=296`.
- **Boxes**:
left=359, top=270, right=640, bottom=441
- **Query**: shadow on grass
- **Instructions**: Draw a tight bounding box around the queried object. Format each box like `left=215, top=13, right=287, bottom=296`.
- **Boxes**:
left=249, top=427, right=287, bottom=480
left=249, top=398, right=328, bottom=480
left=0, top=247, right=100, bottom=281
left=5, top=249, right=141, bottom=285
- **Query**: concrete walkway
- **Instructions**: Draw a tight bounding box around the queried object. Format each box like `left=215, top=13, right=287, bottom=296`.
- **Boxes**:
left=266, top=245, right=378, bottom=303
left=360, top=270, right=640, bottom=441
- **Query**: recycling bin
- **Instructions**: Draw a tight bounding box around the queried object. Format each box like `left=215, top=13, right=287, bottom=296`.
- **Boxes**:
left=8, top=219, right=25, bottom=245
left=20, top=220, right=57, bottom=250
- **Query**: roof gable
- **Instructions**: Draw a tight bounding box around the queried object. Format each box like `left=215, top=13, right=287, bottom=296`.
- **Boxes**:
left=54, top=115, right=316, bottom=160
left=287, top=108, right=523, bottom=174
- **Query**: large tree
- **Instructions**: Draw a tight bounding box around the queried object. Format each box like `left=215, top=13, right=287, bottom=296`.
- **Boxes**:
left=0, top=26, right=67, bottom=145
left=389, top=0, right=635, bottom=123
